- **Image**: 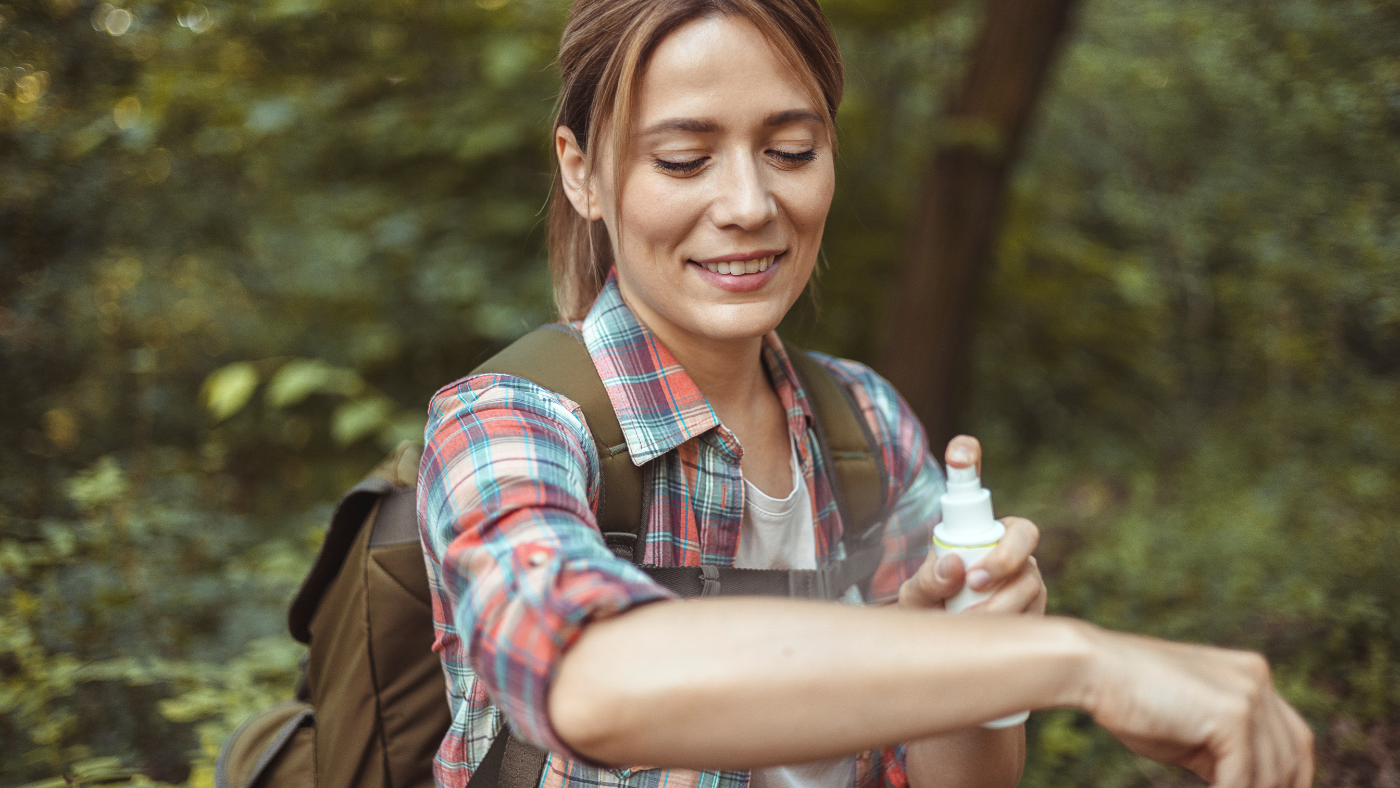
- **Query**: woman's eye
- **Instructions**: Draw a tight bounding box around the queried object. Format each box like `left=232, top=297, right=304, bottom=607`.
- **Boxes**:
left=652, top=157, right=707, bottom=175
left=770, top=149, right=817, bottom=166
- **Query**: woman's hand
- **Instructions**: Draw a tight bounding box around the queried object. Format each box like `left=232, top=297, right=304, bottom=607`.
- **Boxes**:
left=898, top=435, right=1047, bottom=615
left=1078, top=627, right=1315, bottom=788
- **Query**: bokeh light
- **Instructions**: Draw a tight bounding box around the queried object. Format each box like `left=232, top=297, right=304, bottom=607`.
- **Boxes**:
left=178, top=5, right=213, bottom=34
left=113, top=96, right=141, bottom=129
left=91, top=4, right=133, bottom=36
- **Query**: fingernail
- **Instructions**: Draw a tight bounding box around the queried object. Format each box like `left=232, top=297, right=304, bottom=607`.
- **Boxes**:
left=967, top=569, right=991, bottom=590
left=935, top=555, right=955, bottom=583
left=949, top=446, right=971, bottom=465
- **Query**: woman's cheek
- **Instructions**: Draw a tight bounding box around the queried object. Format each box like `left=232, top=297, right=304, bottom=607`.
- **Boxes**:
left=622, top=174, right=701, bottom=260
left=794, top=164, right=835, bottom=229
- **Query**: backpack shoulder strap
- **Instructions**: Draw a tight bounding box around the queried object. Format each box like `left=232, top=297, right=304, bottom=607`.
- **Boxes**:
left=783, top=344, right=892, bottom=587
left=469, top=324, right=646, bottom=557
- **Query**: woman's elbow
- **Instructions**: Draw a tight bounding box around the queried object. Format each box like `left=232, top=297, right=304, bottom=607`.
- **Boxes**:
left=548, top=648, right=646, bottom=763
left=546, top=600, right=698, bottom=764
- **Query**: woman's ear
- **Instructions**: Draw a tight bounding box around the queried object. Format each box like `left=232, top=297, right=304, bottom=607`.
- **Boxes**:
left=556, top=126, right=603, bottom=221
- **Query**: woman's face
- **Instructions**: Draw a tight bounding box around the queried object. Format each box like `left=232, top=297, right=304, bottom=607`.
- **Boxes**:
left=560, top=14, right=835, bottom=347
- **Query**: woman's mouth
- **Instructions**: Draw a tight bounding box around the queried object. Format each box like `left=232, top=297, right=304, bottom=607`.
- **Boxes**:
left=688, top=252, right=784, bottom=292
left=696, top=254, right=776, bottom=276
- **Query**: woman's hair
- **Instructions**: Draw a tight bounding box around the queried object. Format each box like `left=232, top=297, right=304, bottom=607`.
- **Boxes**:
left=548, top=0, right=844, bottom=320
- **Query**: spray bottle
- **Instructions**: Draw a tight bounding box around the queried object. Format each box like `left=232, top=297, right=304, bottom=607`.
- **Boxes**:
left=932, top=463, right=1030, bottom=729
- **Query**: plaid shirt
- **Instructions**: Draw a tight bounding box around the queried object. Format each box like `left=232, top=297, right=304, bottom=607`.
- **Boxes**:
left=419, top=273, right=946, bottom=788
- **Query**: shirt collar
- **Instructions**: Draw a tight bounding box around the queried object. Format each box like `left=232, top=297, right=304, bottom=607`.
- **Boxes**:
left=580, top=271, right=815, bottom=465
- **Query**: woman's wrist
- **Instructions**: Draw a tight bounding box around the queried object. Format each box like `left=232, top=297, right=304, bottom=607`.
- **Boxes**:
left=1032, top=616, right=1103, bottom=714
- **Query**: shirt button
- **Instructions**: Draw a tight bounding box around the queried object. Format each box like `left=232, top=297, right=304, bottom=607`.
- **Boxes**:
left=527, top=551, right=549, bottom=567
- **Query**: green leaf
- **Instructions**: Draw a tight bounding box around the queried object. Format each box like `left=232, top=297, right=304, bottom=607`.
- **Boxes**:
left=202, top=363, right=260, bottom=421
left=265, top=359, right=363, bottom=408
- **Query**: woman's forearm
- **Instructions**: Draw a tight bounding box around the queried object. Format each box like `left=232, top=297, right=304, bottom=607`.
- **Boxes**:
left=548, top=597, right=1090, bottom=768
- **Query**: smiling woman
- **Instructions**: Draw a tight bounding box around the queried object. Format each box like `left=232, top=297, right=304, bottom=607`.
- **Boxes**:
left=557, top=14, right=831, bottom=345
left=414, top=1, right=1314, bottom=788
left=546, top=0, right=842, bottom=324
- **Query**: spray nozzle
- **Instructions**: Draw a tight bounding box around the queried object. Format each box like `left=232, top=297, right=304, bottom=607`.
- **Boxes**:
left=945, top=464, right=982, bottom=495
left=938, top=463, right=997, bottom=541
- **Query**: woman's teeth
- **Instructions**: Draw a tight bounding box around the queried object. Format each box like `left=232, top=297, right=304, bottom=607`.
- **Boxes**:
left=700, top=255, right=776, bottom=275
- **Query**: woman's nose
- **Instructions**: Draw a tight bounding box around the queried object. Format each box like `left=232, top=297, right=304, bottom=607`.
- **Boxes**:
left=710, top=155, right=777, bottom=230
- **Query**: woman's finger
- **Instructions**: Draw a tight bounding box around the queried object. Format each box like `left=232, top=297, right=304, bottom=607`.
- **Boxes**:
left=1259, top=691, right=1309, bottom=788
left=944, top=434, right=982, bottom=477
left=1211, top=741, right=1251, bottom=788
left=1283, top=701, right=1315, bottom=788
left=1026, top=557, right=1048, bottom=614
left=964, top=560, right=1043, bottom=615
left=1252, top=692, right=1287, bottom=788
left=967, top=516, right=1040, bottom=591
left=897, top=553, right=965, bottom=609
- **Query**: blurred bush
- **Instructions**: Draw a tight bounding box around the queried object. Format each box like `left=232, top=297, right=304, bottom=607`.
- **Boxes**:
left=969, top=1, right=1400, bottom=784
left=0, top=0, right=1396, bottom=785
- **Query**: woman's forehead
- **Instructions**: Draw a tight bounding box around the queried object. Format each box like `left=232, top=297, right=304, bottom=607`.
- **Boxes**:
left=634, top=15, right=819, bottom=131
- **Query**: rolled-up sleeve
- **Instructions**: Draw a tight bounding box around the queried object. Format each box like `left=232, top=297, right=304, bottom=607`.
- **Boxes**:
left=418, top=374, right=676, bottom=755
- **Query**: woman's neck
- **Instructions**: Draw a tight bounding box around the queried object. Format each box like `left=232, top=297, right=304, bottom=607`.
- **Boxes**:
left=613, top=284, right=770, bottom=415
left=648, top=318, right=770, bottom=419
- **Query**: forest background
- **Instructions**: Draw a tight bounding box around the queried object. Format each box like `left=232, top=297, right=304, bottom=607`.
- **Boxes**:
left=2, top=0, right=1397, bottom=785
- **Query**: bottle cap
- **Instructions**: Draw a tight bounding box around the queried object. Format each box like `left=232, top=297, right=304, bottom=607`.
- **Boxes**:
left=936, top=465, right=1002, bottom=546
left=945, top=464, right=980, bottom=494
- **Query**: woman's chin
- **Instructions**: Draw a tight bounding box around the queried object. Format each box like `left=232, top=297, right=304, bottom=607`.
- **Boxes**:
left=617, top=260, right=809, bottom=347
left=679, top=302, right=790, bottom=344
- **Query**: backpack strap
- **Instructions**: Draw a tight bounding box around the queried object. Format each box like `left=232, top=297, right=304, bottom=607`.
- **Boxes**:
left=784, top=344, right=892, bottom=596
left=469, top=326, right=893, bottom=590
left=468, top=323, right=647, bottom=559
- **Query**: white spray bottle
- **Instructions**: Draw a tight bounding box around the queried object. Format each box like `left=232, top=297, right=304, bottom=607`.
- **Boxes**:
left=932, top=463, right=1030, bottom=728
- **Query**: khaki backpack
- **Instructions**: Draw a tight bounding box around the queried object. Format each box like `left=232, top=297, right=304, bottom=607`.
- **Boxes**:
left=216, top=325, right=891, bottom=788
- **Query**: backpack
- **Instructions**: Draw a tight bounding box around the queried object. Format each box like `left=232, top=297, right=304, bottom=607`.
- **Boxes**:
left=215, top=324, right=892, bottom=788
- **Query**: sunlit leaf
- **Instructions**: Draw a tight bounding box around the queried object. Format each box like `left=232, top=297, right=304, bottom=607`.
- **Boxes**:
left=265, top=359, right=363, bottom=408
left=202, top=363, right=260, bottom=421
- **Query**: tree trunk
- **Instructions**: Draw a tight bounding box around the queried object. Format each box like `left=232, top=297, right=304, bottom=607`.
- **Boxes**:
left=877, top=0, right=1079, bottom=451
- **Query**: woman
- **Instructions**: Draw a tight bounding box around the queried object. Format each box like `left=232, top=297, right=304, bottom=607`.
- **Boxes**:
left=419, top=0, right=1313, bottom=786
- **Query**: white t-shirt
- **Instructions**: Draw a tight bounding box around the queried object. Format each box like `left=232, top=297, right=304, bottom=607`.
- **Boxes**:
left=735, top=443, right=858, bottom=788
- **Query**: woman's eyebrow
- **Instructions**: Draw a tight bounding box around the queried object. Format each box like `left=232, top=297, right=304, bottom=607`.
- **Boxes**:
left=641, top=117, right=722, bottom=136
left=763, top=109, right=822, bottom=127
left=639, top=109, right=821, bottom=137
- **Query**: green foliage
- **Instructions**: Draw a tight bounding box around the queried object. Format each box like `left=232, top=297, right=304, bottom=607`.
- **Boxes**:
left=1, top=0, right=1396, bottom=785
left=965, top=0, right=1400, bottom=782
left=2, top=0, right=563, bottom=779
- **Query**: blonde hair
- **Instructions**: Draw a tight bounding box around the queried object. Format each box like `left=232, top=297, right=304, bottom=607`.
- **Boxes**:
left=548, top=0, right=845, bottom=320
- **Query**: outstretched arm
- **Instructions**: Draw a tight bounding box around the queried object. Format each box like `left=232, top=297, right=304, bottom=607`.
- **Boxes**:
left=550, top=598, right=1081, bottom=768
left=549, top=600, right=1313, bottom=788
